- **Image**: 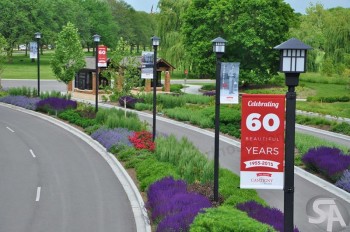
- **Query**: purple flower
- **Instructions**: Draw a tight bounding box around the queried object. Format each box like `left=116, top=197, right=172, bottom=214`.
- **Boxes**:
left=118, top=96, right=142, bottom=109
left=302, top=147, right=350, bottom=181
left=36, top=97, right=77, bottom=112
left=237, top=201, right=299, bottom=232
left=147, top=177, right=211, bottom=232
left=335, top=170, right=350, bottom=192
left=0, top=96, right=40, bottom=110
left=91, top=127, right=133, bottom=151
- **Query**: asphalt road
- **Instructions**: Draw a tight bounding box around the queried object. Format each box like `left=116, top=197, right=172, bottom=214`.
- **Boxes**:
left=2, top=79, right=67, bottom=93
left=3, top=79, right=350, bottom=231
left=0, top=105, right=136, bottom=232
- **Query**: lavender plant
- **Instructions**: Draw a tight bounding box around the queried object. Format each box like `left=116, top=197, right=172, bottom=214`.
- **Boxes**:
left=147, top=177, right=211, bottom=232
left=91, top=127, right=133, bottom=151
left=36, top=97, right=77, bottom=114
left=237, top=201, right=299, bottom=232
left=335, top=169, right=350, bottom=193
left=118, top=96, right=142, bottom=109
left=302, top=146, right=350, bottom=182
left=0, top=96, right=40, bottom=110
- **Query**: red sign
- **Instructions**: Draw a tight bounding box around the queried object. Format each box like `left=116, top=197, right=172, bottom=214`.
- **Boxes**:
left=184, top=69, right=188, bottom=75
left=98, top=45, right=107, bottom=67
left=240, top=94, right=285, bottom=189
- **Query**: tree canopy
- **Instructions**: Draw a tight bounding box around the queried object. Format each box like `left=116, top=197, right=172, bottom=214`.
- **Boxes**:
left=51, top=22, right=85, bottom=85
left=290, top=4, right=350, bottom=76
left=180, top=0, right=295, bottom=83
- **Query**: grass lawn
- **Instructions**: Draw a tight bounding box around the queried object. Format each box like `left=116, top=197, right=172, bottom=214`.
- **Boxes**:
left=297, top=101, right=350, bottom=118
left=3, top=51, right=56, bottom=79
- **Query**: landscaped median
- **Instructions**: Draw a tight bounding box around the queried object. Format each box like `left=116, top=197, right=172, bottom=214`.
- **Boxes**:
left=0, top=90, right=301, bottom=231
left=1, top=89, right=349, bottom=231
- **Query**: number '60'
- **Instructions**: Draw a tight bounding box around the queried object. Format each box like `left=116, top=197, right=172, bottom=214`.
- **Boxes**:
left=246, top=113, right=280, bottom=132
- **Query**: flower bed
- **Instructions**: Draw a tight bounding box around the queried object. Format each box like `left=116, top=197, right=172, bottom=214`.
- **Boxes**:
left=302, top=146, right=350, bottom=182
left=91, top=127, right=133, bottom=151
left=0, top=95, right=40, bottom=110
left=36, top=97, right=77, bottom=114
left=129, top=130, right=155, bottom=151
left=237, top=201, right=299, bottom=232
left=147, top=177, right=211, bottom=232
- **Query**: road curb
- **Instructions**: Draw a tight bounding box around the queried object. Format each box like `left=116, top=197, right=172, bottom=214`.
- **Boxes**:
left=0, top=103, right=151, bottom=232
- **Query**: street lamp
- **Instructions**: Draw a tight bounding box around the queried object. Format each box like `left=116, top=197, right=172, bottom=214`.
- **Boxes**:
left=151, top=36, right=160, bottom=141
left=35, top=32, right=41, bottom=96
left=274, top=38, right=311, bottom=232
left=93, top=34, right=101, bottom=113
left=211, top=37, right=227, bottom=202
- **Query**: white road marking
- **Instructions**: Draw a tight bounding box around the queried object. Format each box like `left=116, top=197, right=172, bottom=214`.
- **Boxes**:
left=29, top=149, right=36, bottom=158
left=36, top=187, right=41, bottom=202
left=6, top=127, right=15, bottom=133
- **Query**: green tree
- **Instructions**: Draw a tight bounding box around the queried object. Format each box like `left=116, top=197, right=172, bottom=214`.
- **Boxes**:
left=103, top=37, right=141, bottom=98
left=157, top=0, right=190, bottom=70
left=0, top=34, right=8, bottom=89
left=182, top=0, right=295, bottom=83
left=51, top=22, right=85, bottom=86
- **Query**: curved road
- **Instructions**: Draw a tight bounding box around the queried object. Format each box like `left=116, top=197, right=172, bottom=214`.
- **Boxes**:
left=3, top=79, right=350, bottom=231
left=0, top=105, right=136, bottom=232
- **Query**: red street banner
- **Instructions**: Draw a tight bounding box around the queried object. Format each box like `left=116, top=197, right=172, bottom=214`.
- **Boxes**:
left=240, top=94, right=285, bottom=189
left=98, top=45, right=107, bottom=67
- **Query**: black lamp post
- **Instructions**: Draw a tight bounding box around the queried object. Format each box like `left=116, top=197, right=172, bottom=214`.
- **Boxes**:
left=35, top=32, right=41, bottom=97
left=211, top=37, right=227, bottom=202
left=274, top=38, right=311, bottom=232
left=93, top=34, right=101, bottom=113
left=151, top=36, right=160, bottom=142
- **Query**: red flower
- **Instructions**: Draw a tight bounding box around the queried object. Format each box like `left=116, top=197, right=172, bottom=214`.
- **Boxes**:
left=128, top=131, right=155, bottom=152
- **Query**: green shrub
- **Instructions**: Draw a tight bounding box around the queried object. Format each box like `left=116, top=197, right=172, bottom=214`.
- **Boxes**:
left=307, top=96, right=350, bottom=103
left=155, top=135, right=213, bottom=184
left=182, top=94, right=213, bottom=105
left=116, top=147, right=138, bottom=161
left=157, top=94, right=186, bottom=108
left=219, top=169, right=266, bottom=206
left=132, top=156, right=180, bottom=191
left=40, top=90, right=70, bottom=100
left=7, top=86, right=35, bottom=97
left=58, top=109, right=96, bottom=128
left=201, top=84, right=216, bottom=91
left=135, top=102, right=152, bottom=111
left=169, top=84, right=183, bottom=93
left=0, top=90, right=8, bottom=97
left=164, top=107, right=192, bottom=121
left=190, top=206, right=275, bottom=232
left=331, top=122, right=350, bottom=136
left=95, top=108, right=144, bottom=131
left=84, top=124, right=102, bottom=135
left=189, top=113, right=214, bottom=128
left=295, top=132, right=349, bottom=157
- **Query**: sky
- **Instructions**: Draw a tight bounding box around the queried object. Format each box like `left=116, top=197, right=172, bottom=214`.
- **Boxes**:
left=124, top=0, right=350, bottom=14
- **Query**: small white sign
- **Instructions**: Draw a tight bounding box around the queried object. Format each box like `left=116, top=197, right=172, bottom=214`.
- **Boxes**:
left=30, top=42, right=37, bottom=59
